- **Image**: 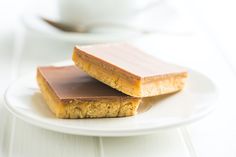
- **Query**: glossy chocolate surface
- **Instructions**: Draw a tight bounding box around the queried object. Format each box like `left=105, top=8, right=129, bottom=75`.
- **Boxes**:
left=38, top=66, right=131, bottom=100
left=75, top=43, right=187, bottom=79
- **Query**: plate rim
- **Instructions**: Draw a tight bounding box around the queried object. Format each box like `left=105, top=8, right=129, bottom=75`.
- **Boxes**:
left=4, top=63, right=219, bottom=137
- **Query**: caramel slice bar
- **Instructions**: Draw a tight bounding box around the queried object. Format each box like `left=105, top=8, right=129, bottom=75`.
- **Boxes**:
left=72, top=43, right=188, bottom=97
left=37, top=66, right=140, bottom=118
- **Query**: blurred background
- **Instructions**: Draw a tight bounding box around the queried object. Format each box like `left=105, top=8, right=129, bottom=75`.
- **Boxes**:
left=0, top=0, right=236, bottom=156
left=0, top=0, right=235, bottom=53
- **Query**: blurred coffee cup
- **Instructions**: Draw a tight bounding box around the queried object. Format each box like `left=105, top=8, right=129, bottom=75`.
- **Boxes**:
left=57, top=0, right=159, bottom=28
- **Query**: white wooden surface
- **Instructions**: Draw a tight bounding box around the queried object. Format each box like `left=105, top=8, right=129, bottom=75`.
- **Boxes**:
left=1, top=0, right=236, bottom=157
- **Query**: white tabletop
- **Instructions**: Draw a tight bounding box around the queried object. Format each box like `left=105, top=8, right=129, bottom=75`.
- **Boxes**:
left=1, top=0, right=236, bottom=156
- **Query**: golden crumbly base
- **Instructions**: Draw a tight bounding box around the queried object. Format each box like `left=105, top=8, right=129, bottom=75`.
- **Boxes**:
left=141, top=75, right=187, bottom=96
left=72, top=50, right=187, bottom=97
left=37, top=70, right=140, bottom=119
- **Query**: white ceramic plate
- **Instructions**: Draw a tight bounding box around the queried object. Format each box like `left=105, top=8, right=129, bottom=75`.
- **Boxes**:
left=4, top=61, right=218, bottom=137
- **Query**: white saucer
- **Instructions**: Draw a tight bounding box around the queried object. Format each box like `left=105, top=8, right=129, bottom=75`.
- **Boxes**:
left=4, top=61, right=218, bottom=137
left=21, top=3, right=192, bottom=45
left=21, top=15, right=144, bottom=44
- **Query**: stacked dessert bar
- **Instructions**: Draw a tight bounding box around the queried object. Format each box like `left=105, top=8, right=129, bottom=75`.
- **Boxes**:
left=37, top=43, right=187, bottom=118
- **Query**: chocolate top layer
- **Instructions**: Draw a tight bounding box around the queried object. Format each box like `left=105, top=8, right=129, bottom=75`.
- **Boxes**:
left=38, top=66, right=131, bottom=100
left=76, top=43, right=187, bottom=79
